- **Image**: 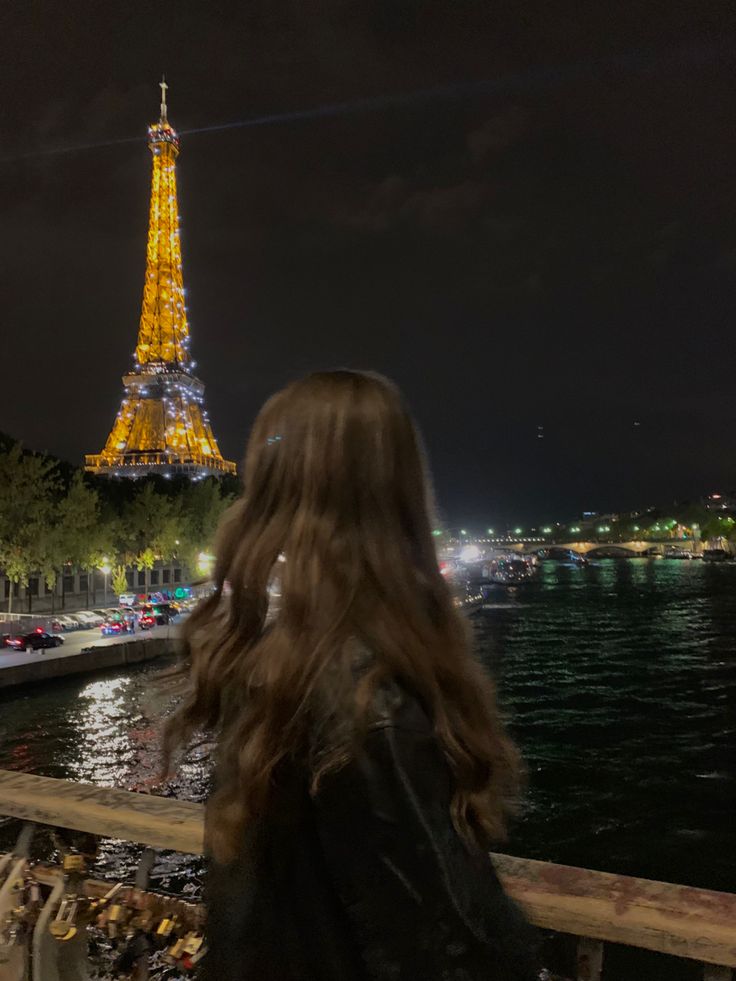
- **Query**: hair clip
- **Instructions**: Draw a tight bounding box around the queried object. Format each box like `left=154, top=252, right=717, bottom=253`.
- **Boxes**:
left=266, top=434, right=283, bottom=446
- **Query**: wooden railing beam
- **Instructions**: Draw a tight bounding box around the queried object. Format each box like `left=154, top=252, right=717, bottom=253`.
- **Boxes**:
left=1, top=769, right=735, bottom=968
left=0, top=770, right=203, bottom=855
left=492, top=852, right=736, bottom=968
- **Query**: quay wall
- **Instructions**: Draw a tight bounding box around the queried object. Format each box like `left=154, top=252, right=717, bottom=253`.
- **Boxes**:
left=0, top=637, right=176, bottom=692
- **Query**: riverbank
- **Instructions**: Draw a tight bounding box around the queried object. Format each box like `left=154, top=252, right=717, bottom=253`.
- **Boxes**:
left=0, top=634, right=177, bottom=690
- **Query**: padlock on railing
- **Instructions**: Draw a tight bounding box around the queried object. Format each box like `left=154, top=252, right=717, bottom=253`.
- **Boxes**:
left=178, top=930, right=207, bottom=973
left=49, top=895, right=80, bottom=943
left=32, top=872, right=88, bottom=981
left=111, top=848, right=157, bottom=980
left=84, top=881, right=124, bottom=925
left=0, top=824, right=38, bottom=981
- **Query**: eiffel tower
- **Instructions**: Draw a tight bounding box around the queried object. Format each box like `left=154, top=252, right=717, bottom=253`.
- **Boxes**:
left=86, top=80, right=236, bottom=479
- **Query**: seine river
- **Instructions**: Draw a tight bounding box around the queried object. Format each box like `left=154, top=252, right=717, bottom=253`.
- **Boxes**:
left=1, top=558, right=734, bottom=979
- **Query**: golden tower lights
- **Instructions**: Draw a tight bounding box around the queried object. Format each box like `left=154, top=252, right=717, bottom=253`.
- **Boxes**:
left=86, top=80, right=236, bottom=478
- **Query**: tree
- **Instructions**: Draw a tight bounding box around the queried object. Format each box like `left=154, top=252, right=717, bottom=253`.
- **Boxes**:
left=42, top=474, right=108, bottom=610
left=179, top=478, right=232, bottom=572
left=0, top=445, right=59, bottom=614
left=112, top=565, right=128, bottom=597
left=121, top=483, right=183, bottom=590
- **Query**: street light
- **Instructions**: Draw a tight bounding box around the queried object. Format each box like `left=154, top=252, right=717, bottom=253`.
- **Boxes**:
left=197, top=551, right=215, bottom=577
left=98, top=558, right=112, bottom=605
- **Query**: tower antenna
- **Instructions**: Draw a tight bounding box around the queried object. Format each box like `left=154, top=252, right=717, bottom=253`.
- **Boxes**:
left=159, top=75, right=168, bottom=123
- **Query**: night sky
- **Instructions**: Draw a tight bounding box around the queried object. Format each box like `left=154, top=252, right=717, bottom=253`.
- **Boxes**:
left=1, top=2, right=734, bottom=525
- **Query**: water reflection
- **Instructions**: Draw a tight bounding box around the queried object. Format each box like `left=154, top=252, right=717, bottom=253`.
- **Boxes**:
left=476, top=559, right=736, bottom=897
left=0, top=559, right=734, bottom=902
left=66, top=677, right=135, bottom=788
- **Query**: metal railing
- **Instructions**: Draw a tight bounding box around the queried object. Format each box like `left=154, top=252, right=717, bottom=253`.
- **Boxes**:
left=0, top=769, right=734, bottom=980
left=85, top=452, right=236, bottom=475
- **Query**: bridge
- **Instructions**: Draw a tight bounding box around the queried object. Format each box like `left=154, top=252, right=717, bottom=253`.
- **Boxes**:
left=477, top=539, right=701, bottom=558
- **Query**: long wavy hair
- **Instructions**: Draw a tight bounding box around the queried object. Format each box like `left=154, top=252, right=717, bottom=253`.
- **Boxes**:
left=163, top=370, right=521, bottom=863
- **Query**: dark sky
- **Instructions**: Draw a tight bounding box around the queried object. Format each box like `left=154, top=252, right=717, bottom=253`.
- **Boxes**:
left=1, top=2, right=734, bottom=526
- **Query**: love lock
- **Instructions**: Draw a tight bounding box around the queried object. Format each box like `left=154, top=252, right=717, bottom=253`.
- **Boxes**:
left=102, top=902, right=129, bottom=941
left=179, top=932, right=207, bottom=972
left=49, top=896, right=79, bottom=942
left=85, top=881, right=125, bottom=923
left=155, top=914, right=178, bottom=941
left=61, top=854, right=86, bottom=876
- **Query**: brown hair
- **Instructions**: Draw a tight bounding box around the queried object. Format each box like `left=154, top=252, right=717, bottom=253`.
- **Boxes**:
left=163, top=370, right=521, bottom=863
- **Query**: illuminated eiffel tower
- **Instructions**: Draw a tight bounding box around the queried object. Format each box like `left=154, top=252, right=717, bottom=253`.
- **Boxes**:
left=86, top=80, right=236, bottom=479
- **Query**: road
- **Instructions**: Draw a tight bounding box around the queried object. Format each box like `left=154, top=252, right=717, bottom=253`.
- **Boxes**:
left=0, top=621, right=179, bottom=671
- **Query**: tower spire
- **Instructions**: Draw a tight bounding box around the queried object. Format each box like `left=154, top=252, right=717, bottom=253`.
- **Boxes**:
left=85, top=89, right=236, bottom=479
left=159, top=75, right=168, bottom=123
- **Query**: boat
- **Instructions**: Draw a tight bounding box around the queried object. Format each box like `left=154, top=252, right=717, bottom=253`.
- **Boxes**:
left=538, top=546, right=588, bottom=565
left=478, top=553, right=538, bottom=589
left=703, top=548, right=730, bottom=563
left=664, top=547, right=694, bottom=560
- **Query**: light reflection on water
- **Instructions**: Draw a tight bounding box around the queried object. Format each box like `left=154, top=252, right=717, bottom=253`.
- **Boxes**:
left=0, top=559, right=734, bottom=906
left=477, top=558, right=736, bottom=899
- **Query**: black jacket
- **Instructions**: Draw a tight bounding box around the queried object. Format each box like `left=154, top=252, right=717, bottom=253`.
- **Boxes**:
left=204, top=687, right=539, bottom=980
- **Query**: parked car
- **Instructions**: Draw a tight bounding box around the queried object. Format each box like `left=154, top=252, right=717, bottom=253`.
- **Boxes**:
left=75, top=610, right=105, bottom=627
left=52, top=615, right=81, bottom=632
left=63, top=615, right=82, bottom=629
left=6, top=629, right=64, bottom=652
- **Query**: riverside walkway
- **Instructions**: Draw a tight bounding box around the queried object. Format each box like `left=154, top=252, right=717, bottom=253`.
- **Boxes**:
left=0, top=621, right=177, bottom=671
left=0, top=622, right=179, bottom=690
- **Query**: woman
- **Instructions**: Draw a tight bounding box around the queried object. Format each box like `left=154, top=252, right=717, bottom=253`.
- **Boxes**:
left=163, top=370, right=539, bottom=980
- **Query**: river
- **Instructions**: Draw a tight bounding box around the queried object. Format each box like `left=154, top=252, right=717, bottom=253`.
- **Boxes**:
left=1, top=558, right=734, bottom=978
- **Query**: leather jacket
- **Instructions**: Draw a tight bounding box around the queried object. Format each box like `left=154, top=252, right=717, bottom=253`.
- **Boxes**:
left=204, top=684, right=539, bottom=981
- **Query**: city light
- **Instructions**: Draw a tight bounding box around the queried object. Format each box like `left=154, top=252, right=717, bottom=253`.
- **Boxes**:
left=197, top=551, right=215, bottom=576
left=459, top=545, right=481, bottom=563
left=514, top=527, right=522, bottom=535
left=487, top=527, right=494, bottom=535
left=98, top=557, right=112, bottom=603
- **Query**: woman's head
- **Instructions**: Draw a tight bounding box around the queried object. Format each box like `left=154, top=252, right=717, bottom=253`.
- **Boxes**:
left=164, top=370, right=521, bottom=862
left=225, top=370, right=440, bottom=614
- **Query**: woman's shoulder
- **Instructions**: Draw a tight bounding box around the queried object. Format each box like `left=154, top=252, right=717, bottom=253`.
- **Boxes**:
left=308, top=647, right=435, bottom=767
